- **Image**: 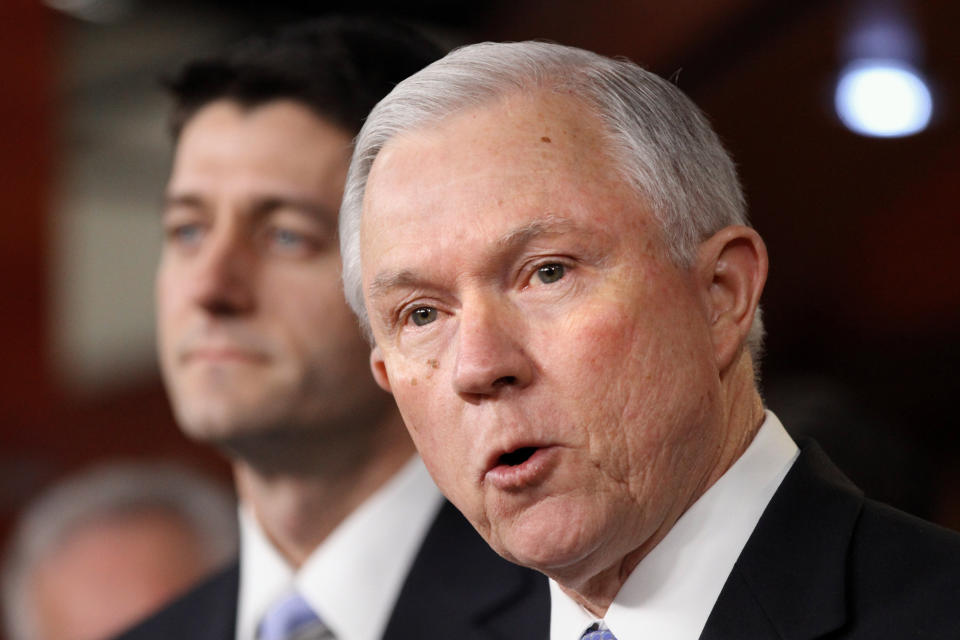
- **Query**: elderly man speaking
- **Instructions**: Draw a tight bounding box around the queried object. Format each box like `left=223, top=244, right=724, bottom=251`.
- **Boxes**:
left=341, top=42, right=960, bottom=639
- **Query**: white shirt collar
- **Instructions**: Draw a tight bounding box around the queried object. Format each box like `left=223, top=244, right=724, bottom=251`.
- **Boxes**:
left=236, top=456, right=443, bottom=640
left=550, top=411, right=799, bottom=640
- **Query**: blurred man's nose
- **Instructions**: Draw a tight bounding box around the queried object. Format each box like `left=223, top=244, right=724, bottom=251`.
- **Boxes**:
left=187, top=226, right=256, bottom=316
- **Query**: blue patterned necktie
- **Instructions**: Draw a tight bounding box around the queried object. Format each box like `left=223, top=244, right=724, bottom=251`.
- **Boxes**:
left=580, top=622, right=618, bottom=640
left=258, top=592, right=335, bottom=640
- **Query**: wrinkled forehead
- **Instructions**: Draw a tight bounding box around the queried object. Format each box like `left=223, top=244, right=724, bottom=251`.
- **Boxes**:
left=358, top=89, right=658, bottom=276
left=363, top=89, right=620, bottom=216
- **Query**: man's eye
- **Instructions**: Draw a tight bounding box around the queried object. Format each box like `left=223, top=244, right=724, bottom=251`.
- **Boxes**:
left=167, top=223, right=204, bottom=246
left=271, top=228, right=305, bottom=247
left=536, top=263, right=565, bottom=284
left=263, top=226, right=322, bottom=256
left=410, top=307, right=438, bottom=326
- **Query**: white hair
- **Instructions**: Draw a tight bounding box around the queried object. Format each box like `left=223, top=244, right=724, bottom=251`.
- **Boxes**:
left=340, top=40, right=764, bottom=361
left=1, top=461, right=238, bottom=640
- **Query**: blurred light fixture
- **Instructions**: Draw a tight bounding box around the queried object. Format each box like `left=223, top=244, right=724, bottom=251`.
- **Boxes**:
left=835, top=59, right=932, bottom=137
left=836, top=0, right=932, bottom=138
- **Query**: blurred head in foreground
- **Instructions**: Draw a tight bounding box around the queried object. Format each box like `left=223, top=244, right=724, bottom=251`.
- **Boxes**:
left=1, top=462, right=236, bottom=640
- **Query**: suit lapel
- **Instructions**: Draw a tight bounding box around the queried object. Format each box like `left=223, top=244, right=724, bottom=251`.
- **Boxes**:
left=210, top=563, right=241, bottom=640
left=175, top=560, right=239, bottom=640
left=701, top=441, right=863, bottom=640
left=383, top=501, right=550, bottom=640
left=114, top=560, right=239, bottom=640
left=697, top=569, right=781, bottom=639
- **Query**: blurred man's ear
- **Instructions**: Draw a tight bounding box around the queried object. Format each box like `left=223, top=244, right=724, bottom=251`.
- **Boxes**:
left=370, top=346, right=393, bottom=393
left=696, top=225, right=768, bottom=374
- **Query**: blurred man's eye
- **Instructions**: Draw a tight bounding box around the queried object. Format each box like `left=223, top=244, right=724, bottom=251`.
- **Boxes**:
left=263, top=225, right=321, bottom=257
left=166, top=223, right=205, bottom=247
left=271, top=227, right=305, bottom=247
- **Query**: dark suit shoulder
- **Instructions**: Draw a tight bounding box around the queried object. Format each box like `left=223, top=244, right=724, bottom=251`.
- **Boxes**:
left=112, top=560, right=239, bottom=640
left=705, top=440, right=960, bottom=640
left=843, top=498, right=960, bottom=636
left=385, top=501, right=549, bottom=640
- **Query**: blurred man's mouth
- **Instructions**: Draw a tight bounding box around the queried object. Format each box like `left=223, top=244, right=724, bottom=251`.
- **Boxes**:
left=185, top=347, right=266, bottom=363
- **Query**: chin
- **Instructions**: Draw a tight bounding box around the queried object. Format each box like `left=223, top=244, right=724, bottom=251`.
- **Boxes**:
left=174, top=398, right=274, bottom=443
left=491, top=500, right=603, bottom=576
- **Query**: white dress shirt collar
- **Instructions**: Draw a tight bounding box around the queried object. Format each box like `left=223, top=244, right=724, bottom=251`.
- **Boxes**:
left=236, top=456, right=443, bottom=640
left=550, top=411, right=799, bottom=640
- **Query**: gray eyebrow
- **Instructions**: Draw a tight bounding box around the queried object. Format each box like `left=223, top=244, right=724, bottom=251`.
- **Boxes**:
left=367, top=213, right=600, bottom=300
left=495, top=215, right=580, bottom=250
left=368, top=269, right=425, bottom=301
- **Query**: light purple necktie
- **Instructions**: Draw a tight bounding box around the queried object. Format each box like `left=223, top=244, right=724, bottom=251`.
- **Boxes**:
left=580, top=623, right=618, bottom=640
left=258, top=592, right=335, bottom=640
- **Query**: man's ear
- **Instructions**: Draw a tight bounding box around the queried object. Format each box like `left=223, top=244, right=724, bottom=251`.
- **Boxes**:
left=369, top=345, right=393, bottom=393
left=695, top=225, right=768, bottom=374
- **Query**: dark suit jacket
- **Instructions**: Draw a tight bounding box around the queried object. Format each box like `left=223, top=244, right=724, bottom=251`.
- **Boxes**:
left=701, top=440, right=960, bottom=639
left=114, top=500, right=549, bottom=640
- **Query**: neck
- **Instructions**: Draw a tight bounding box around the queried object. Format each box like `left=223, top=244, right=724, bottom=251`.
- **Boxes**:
left=233, top=408, right=415, bottom=567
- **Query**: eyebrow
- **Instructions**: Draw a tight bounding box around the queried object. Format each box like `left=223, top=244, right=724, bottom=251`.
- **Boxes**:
left=250, top=196, right=336, bottom=228
left=495, top=215, right=585, bottom=251
left=162, top=193, right=203, bottom=212
left=368, top=269, right=427, bottom=301
left=162, top=192, right=336, bottom=231
left=368, top=214, right=600, bottom=301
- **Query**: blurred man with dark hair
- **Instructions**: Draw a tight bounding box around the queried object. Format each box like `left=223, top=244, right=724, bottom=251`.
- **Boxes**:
left=118, top=18, right=548, bottom=640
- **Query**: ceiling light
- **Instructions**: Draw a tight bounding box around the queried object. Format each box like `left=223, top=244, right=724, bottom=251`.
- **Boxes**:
left=835, top=59, right=932, bottom=138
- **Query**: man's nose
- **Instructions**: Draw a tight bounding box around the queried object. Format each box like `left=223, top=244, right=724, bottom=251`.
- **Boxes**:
left=452, top=296, right=533, bottom=400
left=188, top=230, right=256, bottom=315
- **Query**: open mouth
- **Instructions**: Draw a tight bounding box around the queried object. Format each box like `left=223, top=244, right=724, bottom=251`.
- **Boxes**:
left=485, top=445, right=557, bottom=490
left=498, top=447, right=538, bottom=467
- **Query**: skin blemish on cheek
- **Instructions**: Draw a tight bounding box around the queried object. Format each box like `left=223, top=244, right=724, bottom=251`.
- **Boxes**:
left=410, top=378, right=418, bottom=386
left=422, top=358, right=440, bottom=381
left=541, top=136, right=552, bottom=143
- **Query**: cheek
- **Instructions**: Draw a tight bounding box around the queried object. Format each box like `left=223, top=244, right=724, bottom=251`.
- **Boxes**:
left=555, top=297, right=649, bottom=388
left=396, top=388, right=461, bottom=497
left=155, top=269, right=175, bottom=318
left=155, top=259, right=198, bottom=322
left=549, top=283, right=714, bottom=460
left=155, top=271, right=183, bottom=350
left=272, top=266, right=366, bottom=350
left=387, top=353, right=443, bottom=391
left=568, top=273, right=708, bottom=381
left=385, top=357, right=467, bottom=482
left=387, top=358, right=447, bottom=441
